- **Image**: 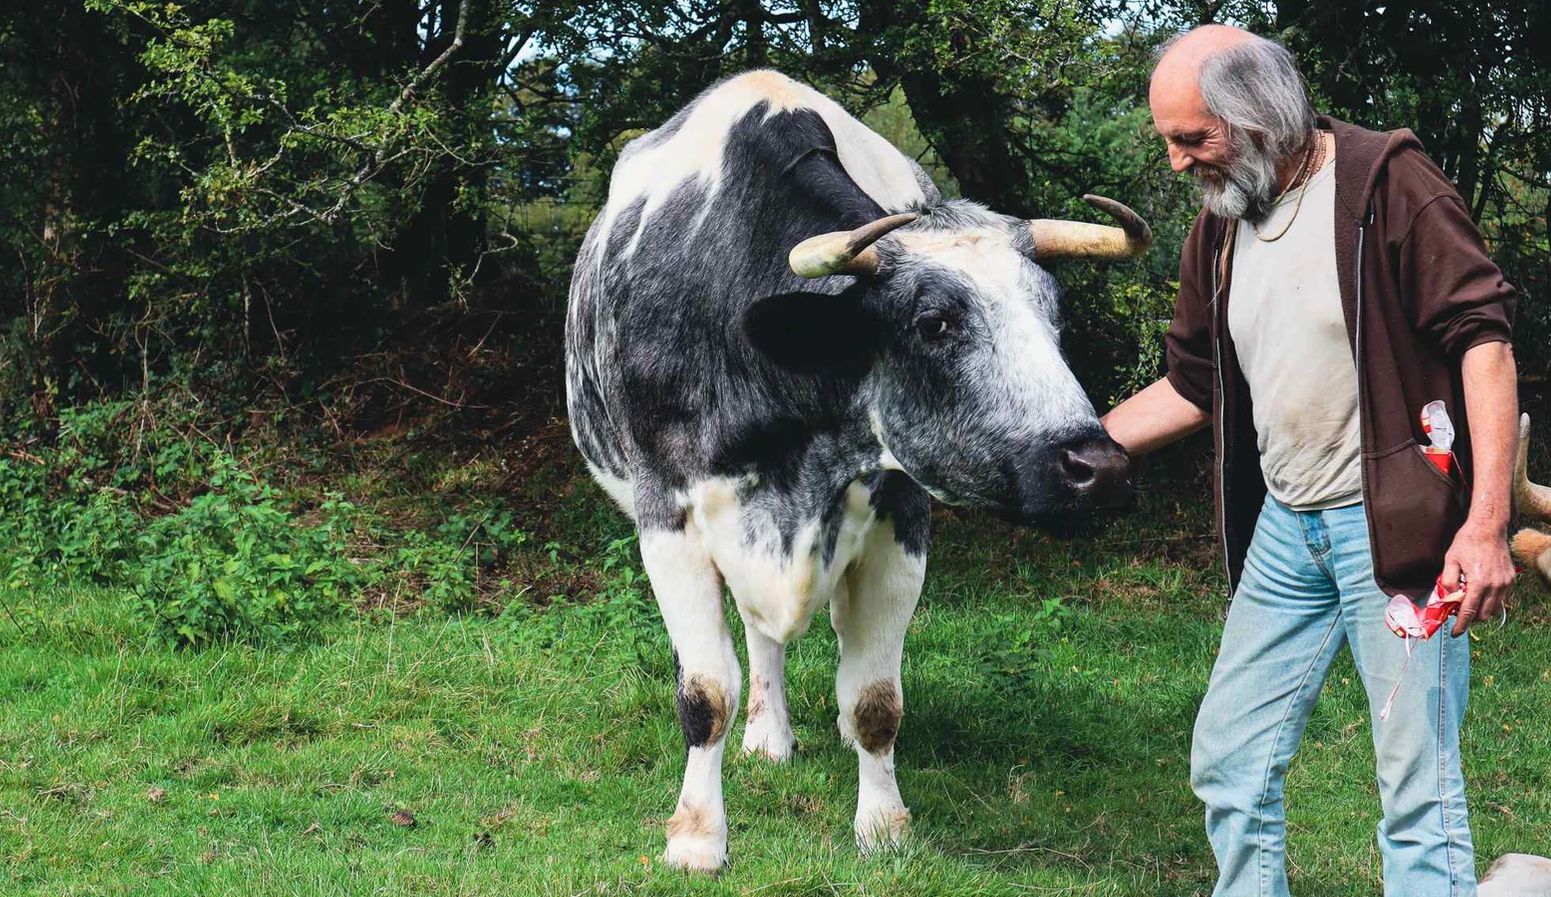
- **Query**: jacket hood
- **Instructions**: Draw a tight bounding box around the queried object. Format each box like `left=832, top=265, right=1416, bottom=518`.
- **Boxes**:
left=1319, top=114, right=1425, bottom=223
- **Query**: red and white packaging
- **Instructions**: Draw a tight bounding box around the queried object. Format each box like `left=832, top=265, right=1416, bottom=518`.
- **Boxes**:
left=1420, top=398, right=1456, bottom=476
left=1384, top=576, right=1464, bottom=641
left=1376, top=400, right=1469, bottom=720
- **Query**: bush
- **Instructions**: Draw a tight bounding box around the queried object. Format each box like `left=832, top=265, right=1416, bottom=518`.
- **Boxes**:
left=131, top=453, right=368, bottom=647
left=1, top=391, right=546, bottom=645
left=500, top=534, right=659, bottom=671
left=0, top=452, right=139, bottom=590
left=393, top=507, right=529, bottom=614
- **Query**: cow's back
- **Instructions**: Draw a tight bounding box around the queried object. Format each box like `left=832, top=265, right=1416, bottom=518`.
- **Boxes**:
left=565, top=70, right=936, bottom=512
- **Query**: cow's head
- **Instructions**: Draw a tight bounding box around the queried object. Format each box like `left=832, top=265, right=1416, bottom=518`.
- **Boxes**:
left=753, top=196, right=1148, bottom=526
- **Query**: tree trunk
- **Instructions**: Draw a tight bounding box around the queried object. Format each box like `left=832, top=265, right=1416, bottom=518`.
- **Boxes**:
left=861, top=0, right=1033, bottom=216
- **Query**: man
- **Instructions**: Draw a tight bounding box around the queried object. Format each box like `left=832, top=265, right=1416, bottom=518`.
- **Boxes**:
left=1103, top=25, right=1517, bottom=897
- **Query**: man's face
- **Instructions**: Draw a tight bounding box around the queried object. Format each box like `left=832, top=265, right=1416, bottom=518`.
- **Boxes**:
left=1149, top=79, right=1280, bottom=222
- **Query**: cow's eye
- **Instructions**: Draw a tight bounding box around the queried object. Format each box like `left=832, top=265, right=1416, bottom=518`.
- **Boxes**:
left=914, top=311, right=951, bottom=341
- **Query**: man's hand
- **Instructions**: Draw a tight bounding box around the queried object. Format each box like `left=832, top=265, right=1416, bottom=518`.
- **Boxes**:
left=1445, top=520, right=1514, bottom=636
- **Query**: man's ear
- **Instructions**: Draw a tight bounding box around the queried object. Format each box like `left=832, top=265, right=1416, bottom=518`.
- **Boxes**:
left=740, top=288, right=880, bottom=376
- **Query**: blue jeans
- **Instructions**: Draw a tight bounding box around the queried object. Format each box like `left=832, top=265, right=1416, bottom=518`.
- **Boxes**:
left=1192, top=495, right=1475, bottom=896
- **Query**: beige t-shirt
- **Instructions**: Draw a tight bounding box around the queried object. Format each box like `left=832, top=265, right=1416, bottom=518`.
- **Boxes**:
left=1228, top=154, right=1363, bottom=510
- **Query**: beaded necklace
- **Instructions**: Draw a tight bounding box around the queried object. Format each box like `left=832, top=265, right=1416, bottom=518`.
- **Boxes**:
left=1251, top=131, right=1328, bottom=243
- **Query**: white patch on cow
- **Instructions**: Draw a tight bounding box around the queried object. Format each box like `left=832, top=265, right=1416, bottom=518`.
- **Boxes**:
left=587, top=464, right=636, bottom=519
left=663, top=747, right=728, bottom=872
left=867, top=408, right=906, bottom=472
left=900, top=227, right=1095, bottom=435
left=595, top=69, right=928, bottom=259
left=832, top=518, right=925, bottom=852
left=686, top=476, right=868, bottom=645
left=739, top=627, right=794, bottom=761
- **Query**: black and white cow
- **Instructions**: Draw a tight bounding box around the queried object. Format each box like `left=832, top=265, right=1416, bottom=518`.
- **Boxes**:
left=565, top=70, right=1148, bottom=871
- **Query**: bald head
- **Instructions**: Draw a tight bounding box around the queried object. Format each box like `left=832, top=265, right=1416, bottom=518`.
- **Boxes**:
left=1151, top=24, right=1256, bottom=99
left=1148, top=25, right=1264, bottom=135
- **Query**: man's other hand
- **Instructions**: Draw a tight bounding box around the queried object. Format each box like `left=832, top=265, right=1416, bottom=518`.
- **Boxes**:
left=1444, top=520, right=1515, bottom=636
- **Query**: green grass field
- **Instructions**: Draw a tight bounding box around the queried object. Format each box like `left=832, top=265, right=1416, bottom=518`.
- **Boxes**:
left=3, top=480, right=1550, bottom=896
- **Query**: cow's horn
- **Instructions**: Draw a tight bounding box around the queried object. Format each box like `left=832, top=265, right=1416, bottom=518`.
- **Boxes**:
left=789, top=212, right=919, bottom=278
left=1515, top=413, right=1551, bottom=521
left=1028, top=194, right=1153, bottom=261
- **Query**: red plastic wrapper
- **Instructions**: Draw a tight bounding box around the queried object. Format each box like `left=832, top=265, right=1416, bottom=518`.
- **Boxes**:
left=1384, top=577, right=1464, bottom=641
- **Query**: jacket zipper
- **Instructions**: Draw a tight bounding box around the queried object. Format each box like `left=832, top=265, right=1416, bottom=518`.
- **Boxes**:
left=1355, top=202, right=1374, bottom=551
left=1212, top=239, right=1230, bottom=588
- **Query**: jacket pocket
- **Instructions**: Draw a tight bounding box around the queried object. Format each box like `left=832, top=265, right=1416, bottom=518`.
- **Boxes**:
left=1364, top=440, right=1468, bottom=591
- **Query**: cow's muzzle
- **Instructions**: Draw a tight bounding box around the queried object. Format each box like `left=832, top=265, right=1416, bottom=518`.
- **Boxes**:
left=996, top=430, right=1134, bottom=534
left=1053, top=433, right=1133, bottom=510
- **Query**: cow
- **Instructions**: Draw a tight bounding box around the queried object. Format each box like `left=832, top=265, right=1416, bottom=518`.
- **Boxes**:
left=565, top=69, right=1149, bottom=872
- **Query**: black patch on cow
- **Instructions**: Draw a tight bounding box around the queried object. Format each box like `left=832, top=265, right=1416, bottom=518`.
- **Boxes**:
left=816, top=480, right=852, bottom=565
left=741, top=288, right=880, bottom=376
left=673, top=651, right=729, bottom=749
left=633, top=476, right=689, bottom=532
left=867, top=471, right=932, bottom=557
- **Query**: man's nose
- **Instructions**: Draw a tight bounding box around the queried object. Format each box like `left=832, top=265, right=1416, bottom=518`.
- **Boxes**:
left=1167, top=144, right=1193, bottom=173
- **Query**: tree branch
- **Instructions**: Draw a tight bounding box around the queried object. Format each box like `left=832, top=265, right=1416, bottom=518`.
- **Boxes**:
left=387, top=0, right=470, bottom=117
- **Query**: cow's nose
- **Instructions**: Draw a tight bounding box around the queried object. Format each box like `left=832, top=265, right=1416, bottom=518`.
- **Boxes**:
left=1055, top=435, right=1133, bottom=508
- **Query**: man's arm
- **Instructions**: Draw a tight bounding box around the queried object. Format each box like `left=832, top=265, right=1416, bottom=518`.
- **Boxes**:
left=1101, top=376, right=1210, bottom=456
left=1446, top=339, right=1518, bottom=635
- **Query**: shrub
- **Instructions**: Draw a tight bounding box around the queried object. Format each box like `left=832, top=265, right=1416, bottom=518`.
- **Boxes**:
left=0, top=453, right=139, bottom=590
left=131, top=453, right=368, bottom=647
left=500, top=534, right=659, bottom=671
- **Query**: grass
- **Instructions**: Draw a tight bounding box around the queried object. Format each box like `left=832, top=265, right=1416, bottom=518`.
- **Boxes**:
left=3, top=479, right=1550, bottom=896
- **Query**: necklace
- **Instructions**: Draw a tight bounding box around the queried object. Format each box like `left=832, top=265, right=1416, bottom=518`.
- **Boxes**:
left=1252, top=132, right=1327, bottom=243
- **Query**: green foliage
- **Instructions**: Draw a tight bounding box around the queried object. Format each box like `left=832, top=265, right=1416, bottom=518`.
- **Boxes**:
left=4, top=1, right=1544, bottom=426
left=393, top=507, right=529, bottom=614
left=500, top=534, right=659, bottom=670
left=130, top=453, right=367, bottom=647
left=0, top=455, right=138, bottom=589
left=0, top=389, right=543, bottom=646
left=973, top=598, right=1073, bottom=689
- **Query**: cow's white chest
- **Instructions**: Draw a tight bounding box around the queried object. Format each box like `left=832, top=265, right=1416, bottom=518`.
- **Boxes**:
left=685, top=477, right=878, bottom=645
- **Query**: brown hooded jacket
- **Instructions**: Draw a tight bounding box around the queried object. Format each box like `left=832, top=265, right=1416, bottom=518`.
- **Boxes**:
left=1164, top=115, right=1516, bottom=598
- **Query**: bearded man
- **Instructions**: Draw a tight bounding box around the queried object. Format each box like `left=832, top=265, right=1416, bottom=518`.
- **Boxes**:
left=1103, top=25, right=1517, bottom=896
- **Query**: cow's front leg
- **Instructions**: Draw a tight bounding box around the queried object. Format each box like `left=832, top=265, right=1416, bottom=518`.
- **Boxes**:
left=738, top=609, right=795, bottom=762
left=640, top=527, right=740, bottom=873
left=832, top=524, right=926, bottom=853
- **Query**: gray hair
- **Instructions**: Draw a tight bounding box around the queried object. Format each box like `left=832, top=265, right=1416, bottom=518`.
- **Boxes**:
left=1195, top=35, right=1316, bottom=161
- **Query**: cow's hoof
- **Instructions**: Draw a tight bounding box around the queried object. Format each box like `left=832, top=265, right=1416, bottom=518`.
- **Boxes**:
left=663, top=834, right=727, bottom=874
left=741, top=722, right=795, bottom=762
left=854, top=806, right=910, bottom=855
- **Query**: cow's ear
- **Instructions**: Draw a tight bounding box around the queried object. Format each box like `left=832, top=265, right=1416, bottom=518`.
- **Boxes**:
left=741, top=289, right=880, bottom=375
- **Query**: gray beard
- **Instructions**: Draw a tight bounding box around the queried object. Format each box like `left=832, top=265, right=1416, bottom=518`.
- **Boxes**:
left=1196, top=133, right=1283, bottom=223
